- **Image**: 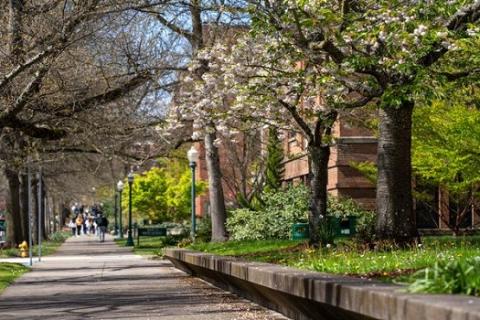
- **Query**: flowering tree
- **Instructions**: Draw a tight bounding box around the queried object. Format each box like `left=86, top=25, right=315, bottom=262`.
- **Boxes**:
left=246, top=0, right=480, bottom=244
left=181, top=35, right=358, bottom=245
left=145, top=0, right=248, bottom=241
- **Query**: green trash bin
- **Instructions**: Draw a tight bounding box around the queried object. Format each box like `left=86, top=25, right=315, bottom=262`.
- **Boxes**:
left=291, top=223, right=309, bottom=240
left=338, top=216, right=357, bottom=237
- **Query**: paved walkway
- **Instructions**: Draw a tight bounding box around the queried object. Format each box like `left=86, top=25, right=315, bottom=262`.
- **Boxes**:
left=0, top=235, right=287, bottom=320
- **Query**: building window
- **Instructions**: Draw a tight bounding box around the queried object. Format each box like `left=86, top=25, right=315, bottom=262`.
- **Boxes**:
left=287, top=130, right=298, bottom=154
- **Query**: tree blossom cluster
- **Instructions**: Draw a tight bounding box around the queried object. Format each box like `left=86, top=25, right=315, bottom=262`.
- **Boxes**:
left=164, top=0, right=480, bottom=145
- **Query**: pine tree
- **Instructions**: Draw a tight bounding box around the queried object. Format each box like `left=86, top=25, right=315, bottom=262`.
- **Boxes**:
left=264, top=127, right=284, bottom=193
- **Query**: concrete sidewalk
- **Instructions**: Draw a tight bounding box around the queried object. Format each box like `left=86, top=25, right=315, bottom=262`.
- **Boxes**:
left=0, top=235, right=287, bottom=320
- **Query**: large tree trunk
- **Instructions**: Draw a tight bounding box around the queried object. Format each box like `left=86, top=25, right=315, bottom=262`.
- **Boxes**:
left=204, top=130, right=228, bottom=242
left=308, top=143, right=330, bottom=247
left=5, top=168, right=23, bottom=246
left=9, top=0, right=24, bottom=63
left=189, top=0, right=227, bottom=241
left=376, top=102, right=418, bottom=244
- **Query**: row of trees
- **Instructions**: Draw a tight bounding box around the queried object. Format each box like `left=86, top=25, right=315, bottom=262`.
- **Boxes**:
left=0, top=1, right=180, bottom=245
left=2, top=1, right=479, bottom=247
left=163, top=0, right=480, bottom=245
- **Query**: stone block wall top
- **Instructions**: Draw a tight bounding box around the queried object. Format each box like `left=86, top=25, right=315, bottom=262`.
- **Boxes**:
left=165, top=248, right=480, bottom=320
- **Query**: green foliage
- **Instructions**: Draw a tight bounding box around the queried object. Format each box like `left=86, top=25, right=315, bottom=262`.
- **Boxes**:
left=48, top=231, right=70, bottom=243
left=115, top=234, right=187, bottom=256
left=188, top=239, right=303, bottom=256
left=121, top=159, right=206, bottom=224
left=227, top=185, right=374, bottom=241
left=328, top=197, right=376, bottom=244
left=195, top=217, right=212, bottom=242
left=0, top=231, right=69, bottom=258
left=413, top=98, right=480, bottom=230
left=328, top=197, right=371, bottom=218
left=264, top=127, right=284, bottom=193
left=413, top=100, right=480, bottom=195
left=0, top=263, right=28, bottom=293
left=409, top=257, right=480, bottom=296
left=351, top=211, right=376, bottom=245
left=350, top=161, right=378, bottom=184
left=227, top=185, right=310, bottom=240
left=318, top=218, right=336, bottom=245
left=188, top=236, right=480, bottom=283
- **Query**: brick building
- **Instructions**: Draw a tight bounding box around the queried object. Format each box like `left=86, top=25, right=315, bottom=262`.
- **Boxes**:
left=181, top=25, right=478, bottom=231
left=193, top=112, right=377, bottom=216
left=193, top=130, right=261, bottom=216
left=282, top=116, right=377, bottom=210
left=193, top=116, right=480, bottom=231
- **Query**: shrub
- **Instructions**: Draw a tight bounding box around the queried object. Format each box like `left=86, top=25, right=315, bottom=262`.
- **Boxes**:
left=353, top=211, right=376, bottom=245
left=328, top=197, right=369, bottom=218
left=195, top=217, right=212, bottom=242
left=227, top=185, right=309, bottom=240
left=318, top=218, right=336, bottom=245
left=409, top=257, right=480, bottom=296
left=328, top=197, right=376, bottom=244
left=227, top=184, right=376, bottom=241
left=49, top=231, right=70, bottom=243
left=226, top=208, right=270, bottom=240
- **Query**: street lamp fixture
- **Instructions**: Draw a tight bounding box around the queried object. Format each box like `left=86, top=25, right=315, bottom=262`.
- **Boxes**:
left=117, top=180, right=124, bottom=239
left=187, top=146, right=199, bottom=241
left=126, top=172, right=134, bottom=246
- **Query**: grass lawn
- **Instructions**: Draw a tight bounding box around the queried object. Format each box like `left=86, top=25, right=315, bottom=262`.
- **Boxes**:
left=0, top=231, right=70, bottom=258
left=186, top=236, right=480, bottom=282
left=188, top=239, right=304, bottom=257
left=115, top=236, right=171, bottom=256
left=0, top=263, right=29, bottom=293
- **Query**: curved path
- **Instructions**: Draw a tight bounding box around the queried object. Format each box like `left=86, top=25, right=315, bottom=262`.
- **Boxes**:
left=0, top=235, right=287, bottom=320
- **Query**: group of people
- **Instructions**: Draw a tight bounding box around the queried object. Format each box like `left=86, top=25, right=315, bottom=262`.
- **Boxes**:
left=68, top=203, right=109, bottom=242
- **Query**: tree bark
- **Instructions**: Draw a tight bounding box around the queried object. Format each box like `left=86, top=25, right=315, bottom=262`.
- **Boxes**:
left=9, top=0, right=24, bottom=63
left=5, top=168, right=23, bottom=246
left=308, top=143, right=330, bottom=247
left=204, top=129, right=228, bottom=242
left=376, top=102, right=418, bottom=244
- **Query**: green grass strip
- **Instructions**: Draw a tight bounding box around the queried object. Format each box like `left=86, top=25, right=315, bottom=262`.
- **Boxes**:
left=0, top=263, right=29, bottom=293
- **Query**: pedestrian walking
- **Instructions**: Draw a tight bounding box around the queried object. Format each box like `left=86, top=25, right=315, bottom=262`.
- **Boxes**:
left=75, top=214, right=84, bottom=237
left=96, top=214, right=109, bottom=242
left=68, top=219, right=76, bottom=236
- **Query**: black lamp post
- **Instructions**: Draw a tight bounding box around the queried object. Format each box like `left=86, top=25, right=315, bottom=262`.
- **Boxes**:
left=114, top=191, right=118, bottom=236
left=187, top=146, right=199, bottom=241
left=117, top=180, right=124, bottom=239
left=126, top=172, right=134, bottom=246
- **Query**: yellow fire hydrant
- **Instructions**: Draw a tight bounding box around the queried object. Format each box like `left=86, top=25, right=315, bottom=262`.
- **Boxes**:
left=18, top=241, right=28, bottom=258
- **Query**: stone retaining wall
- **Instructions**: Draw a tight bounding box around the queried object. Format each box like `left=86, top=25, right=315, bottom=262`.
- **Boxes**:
left=164, top=248, right=480, bottom=320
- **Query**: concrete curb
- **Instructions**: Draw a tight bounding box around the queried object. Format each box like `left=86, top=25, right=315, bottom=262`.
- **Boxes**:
left=165, top=248, right=480, bottom=320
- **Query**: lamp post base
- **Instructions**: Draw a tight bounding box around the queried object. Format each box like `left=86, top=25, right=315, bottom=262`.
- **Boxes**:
left=125, top=231, right=134, bottom=246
